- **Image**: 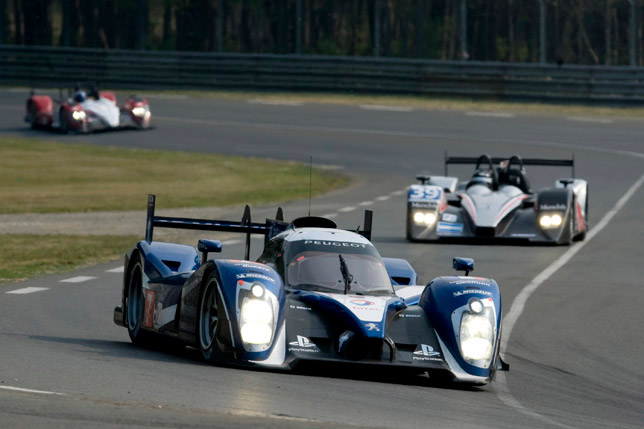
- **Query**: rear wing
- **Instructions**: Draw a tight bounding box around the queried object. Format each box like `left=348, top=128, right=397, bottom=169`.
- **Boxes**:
left=444, top=152, right=575, bottom=177
left=144, top=195, right=373, bottom=260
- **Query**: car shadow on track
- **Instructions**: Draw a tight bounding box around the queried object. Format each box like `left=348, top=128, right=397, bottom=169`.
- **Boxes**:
left=19, top=333, right=484, bottom=392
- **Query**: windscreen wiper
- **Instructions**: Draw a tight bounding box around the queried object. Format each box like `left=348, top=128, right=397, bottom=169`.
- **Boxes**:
left=339, top=254, right=353, bottom=295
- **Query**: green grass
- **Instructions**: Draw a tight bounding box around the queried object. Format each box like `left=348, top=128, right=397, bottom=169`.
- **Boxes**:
left=141, top=89, right=644, bottom=118
left=0, top=136, right=350, bottom=284
left=0, top=234, right=137, bottom=285
left=0, top=137, right=349, bottom=214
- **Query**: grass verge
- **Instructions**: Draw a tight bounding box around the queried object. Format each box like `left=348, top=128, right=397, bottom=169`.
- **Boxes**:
left=0, top=234, right=137, bottom=286
left=0, top=136, right=349, bottom=214
left=0, top=136, right=350, bottom=284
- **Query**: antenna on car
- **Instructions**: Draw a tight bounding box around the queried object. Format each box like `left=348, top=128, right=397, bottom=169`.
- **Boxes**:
left=308, top=156, right=313, bottom=216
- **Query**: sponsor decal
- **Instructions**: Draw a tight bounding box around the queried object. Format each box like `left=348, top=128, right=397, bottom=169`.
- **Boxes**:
left=236, top=273, right=276, bottom=283
left=365, top=323, right=380, bottom=332
left=413, top=344, right=442, bottom=361
left=411, top=201, right=438, bottom=208
left=234, top=263, right=271, bottom=272
left=349, top=299, right=375, bottom=307
left=289, top=304, right=312, bottom=311
left=539, top=203, right=566, bottom=210
left=409, top=185, right=442, bottom=201
left=288, top=335, right=319, bottom=353
left=398, top=313, right=421, bottom=318
left=453, top=289, right=493, bottom=297
left=143, top=289, right=156, bottom=328
left=437, top=222, right=463, bottom=236
left=303, top=240, right=366, bottom=248
left=442, top=213, right=458, bottom=223
left=450, top=279, right=490, bottom=286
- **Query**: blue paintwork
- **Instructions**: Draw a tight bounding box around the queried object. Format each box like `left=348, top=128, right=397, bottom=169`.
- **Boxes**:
left=383, top=257, right=418, bottom=286
left=136, top=241, right=199, bottom=279
left=198, top=239, right=222, bottom=253
left=297, top=291, right=406, bottom=339
left=213, top=259, right=286, bottom=361
left=452, top=257, right=474, bottom=274
left=419, top=276, right=502, bottom=378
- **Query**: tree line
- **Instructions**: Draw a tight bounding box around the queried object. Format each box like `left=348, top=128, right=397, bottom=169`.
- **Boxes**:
left=1, top=0, right=642, bottom=65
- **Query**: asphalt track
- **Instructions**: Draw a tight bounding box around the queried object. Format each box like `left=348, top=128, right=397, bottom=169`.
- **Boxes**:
left=1, top=89, right=643, bottom=428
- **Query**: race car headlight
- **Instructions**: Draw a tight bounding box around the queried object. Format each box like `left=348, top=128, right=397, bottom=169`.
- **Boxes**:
left=240, top=297, right=273, bottom=345
left=413, top=211, right=437, bottom=226
left=539, top=213, right=563, bottom=229
left=132, top=106, right=148, bottom=117
left=459, top=308, right=495, bottom=367
left=72, top=111, right=86, bottom=121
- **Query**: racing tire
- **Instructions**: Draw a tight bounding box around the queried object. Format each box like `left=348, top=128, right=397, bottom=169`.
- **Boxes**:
left=564, top=211, right=574, bottom=245
left=59, top=109, right=69, bottom=134
left=197, top=275, right=226, bottom=363
left=126, top=260, right=154, bottom=345
left=27, top=101, right=37, bottom=129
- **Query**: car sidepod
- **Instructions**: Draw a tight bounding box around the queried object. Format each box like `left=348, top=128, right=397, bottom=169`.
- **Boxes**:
left=419, top=276, right=503, bottom=384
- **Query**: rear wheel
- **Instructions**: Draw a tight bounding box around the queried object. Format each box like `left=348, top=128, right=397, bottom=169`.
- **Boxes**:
left=27, top=101, right=37, bottom=129
left=126, top=260, right=153, bottom=345
left=59, top=109, right=69, bottom=134
left=198, top=276, right=224, bottom=362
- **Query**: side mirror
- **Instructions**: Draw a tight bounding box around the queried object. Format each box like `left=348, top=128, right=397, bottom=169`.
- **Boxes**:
left=198, top=239, right=222, bottom=264
left=453, top=257, right=474, bottom=276
left=416, top=174, right=431, bottom=185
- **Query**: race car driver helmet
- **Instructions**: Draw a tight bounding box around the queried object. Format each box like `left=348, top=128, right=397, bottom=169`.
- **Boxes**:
left=74, top=90, right=87, bottom=103
left=468, top=169, right=495, bottom=189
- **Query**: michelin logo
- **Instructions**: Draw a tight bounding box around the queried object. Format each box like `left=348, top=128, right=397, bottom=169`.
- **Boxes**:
left=236, top=273, right=275, bottom=283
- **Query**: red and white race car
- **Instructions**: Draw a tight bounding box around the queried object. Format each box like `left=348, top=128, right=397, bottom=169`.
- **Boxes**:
left=25, top=86, right=151, bottom=133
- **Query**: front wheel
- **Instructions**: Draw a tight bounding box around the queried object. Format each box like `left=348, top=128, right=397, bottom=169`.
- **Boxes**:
left=198, top=277, right=224, bottom=362
left=126, top=260, right=153, bottom=345
left=59, top=109, right=69, bottom=134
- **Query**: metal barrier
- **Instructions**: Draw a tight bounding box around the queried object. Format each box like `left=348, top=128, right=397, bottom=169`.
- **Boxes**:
left=1, top=44, right=644, bottom=103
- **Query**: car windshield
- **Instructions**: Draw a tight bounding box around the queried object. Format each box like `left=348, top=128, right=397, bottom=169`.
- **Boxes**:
left=286, top=251, right=393, bottom=296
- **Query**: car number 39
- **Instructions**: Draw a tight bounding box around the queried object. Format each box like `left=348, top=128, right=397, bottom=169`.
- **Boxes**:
left=409, top=186, right=442, bottom=201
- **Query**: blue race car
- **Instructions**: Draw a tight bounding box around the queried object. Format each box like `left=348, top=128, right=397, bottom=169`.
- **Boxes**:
left=113, top=195, right=508, bottom=385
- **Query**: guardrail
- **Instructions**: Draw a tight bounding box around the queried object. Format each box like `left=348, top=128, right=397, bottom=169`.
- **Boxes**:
left=2, top=44, right=644, bottom=104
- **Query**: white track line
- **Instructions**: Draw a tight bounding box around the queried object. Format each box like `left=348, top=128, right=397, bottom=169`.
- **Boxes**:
left=0, top=386, right=66, bottom=396
left=375, top=195, right=390, bottom=201
left=567, top=116, right=613, bottom=124
left=221, top=239, right=242, bottom=246
left=466, top=111, right=515, bottom=118
left=497, top=171, right=644, bottom=425
left=248, top=99, right=303, bottom=106
left=5, top=287, right=49, bottom=295
left=360, top=105, right=414, bottom=112
left=338, top=206, right=356, bottom=212
left=59, top=276, right=97, bottom=283
left=106, top=266, right=124, bottom=273
left=358, top=201, right=374, bottom=206
left=390, top=190, right=405, bottom=196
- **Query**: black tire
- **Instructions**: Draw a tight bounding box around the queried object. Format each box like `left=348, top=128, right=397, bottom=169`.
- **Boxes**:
left=197, top=276, right=225, bottom=362
left=59, top=109, right=69, bottom=134
left=126, top=260, right=153, bottom=345
left=27, top=101, right=37, bottom=129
